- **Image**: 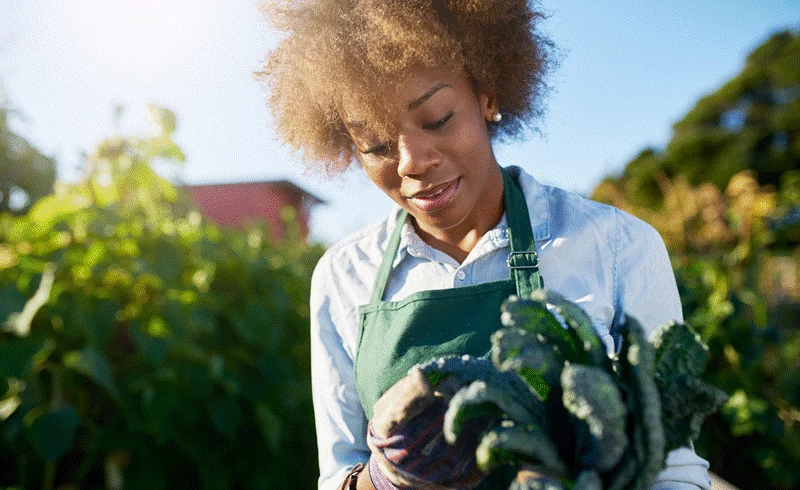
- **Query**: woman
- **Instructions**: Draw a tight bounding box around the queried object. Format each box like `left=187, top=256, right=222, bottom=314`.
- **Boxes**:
left=259, top=1, right=712, bottom=489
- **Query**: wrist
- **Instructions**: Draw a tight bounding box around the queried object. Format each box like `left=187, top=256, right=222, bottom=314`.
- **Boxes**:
left=357, top=460, right=378, bottom=490
left=367, top=455, right=399, bottom=490
left=341, top=463, right=369, bottom=490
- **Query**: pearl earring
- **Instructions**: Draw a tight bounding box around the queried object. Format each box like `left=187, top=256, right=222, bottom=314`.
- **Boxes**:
left=492, top=112, right=502, bottom=122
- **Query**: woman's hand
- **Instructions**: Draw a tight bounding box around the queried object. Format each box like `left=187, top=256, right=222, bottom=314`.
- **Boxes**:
left=366, top=368, right=488, bottom=490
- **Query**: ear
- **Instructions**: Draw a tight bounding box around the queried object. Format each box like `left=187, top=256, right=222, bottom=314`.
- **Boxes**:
left=479, top=93, right=499, bottom=121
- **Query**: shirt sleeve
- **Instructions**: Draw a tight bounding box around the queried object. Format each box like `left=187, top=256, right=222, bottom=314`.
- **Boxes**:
left=310, top=252, right=370, bottom=490
left=614, top=209, right=712, bottom=490
left=614, top=207, right=684, bottom=335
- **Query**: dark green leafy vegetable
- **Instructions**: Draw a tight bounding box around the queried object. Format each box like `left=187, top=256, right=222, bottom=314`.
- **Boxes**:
left=491, top=327, right=535, bottom=366
left=527, top=290, right=608, bottom=369
left=500, top=297, right=581, bottom=363
left=444, top=380, right=540, bottom=443
left=417, top=355, right=545, bottom=429
left=561, top=364, right=628, bottom=471
left=659, top=375, right=728, bottom=452
left=574, top=470, right=603, bottom=490
left=606, top=431, right=642, bottom=490
left=494, top=330, right=563, bottom=401
left=420, top=289, right=727, bottom=489
left=476, top=425, right=567, bottom=477
left=649, top=321, right=728, bottom=451
left=616, top=317, right=664, bottom=489
left=651, top=321, right=708, bottom=382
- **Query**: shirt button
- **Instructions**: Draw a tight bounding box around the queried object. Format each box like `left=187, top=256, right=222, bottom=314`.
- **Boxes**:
left=456, top=270, right=466, bottom=281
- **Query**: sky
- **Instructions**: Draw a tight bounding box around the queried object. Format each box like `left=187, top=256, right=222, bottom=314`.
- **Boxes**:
left=0, top=0, right=798, bottom=245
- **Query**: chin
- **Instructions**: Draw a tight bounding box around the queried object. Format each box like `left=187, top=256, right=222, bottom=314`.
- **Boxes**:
left=410, top=207, right=468, bottom=232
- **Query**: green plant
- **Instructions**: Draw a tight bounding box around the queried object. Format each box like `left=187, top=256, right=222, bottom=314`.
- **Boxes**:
left=0, top=103, right=56, bottom=215
left=675, top=244, right=800, bottom=490
left=594, top=164, right=800, bottom=489
left=0, top=107, right=324, bottom=489
left=417, top=290, right=726, bottom=490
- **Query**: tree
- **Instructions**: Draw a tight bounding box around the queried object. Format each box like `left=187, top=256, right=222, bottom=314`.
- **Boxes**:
left=590, top=29, right=800, bottom=490
left=0, top=100, right=56, bottom=214
left=0, top=107, right=324, bottom=489
left=594, top=30, right=799, bottom=200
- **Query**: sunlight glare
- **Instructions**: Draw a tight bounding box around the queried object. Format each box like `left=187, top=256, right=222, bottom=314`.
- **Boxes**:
left=73, top=0, right=202, bottom=75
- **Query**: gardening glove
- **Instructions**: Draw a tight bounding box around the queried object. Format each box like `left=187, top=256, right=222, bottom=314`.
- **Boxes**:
left=510, top=464, right=566, bottom=490
left=367, top=367, right=488, bottom=490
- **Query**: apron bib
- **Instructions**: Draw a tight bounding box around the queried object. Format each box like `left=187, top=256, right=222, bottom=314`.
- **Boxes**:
left=355, top=167, right=543, bottom=489
left=355, top=169, right=543, bottom=420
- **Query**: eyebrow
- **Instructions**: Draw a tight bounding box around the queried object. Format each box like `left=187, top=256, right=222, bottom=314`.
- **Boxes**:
left=345, top=81, right=453, bottom=127
left=408, top=82, right=452, bottom=110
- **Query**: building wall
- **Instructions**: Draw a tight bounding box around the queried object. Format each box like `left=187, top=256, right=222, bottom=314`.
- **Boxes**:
left=185, top=182, right=312, bottom=240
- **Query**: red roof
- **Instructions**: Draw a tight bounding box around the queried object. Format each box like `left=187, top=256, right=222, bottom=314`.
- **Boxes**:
left=184, top=180, right=324, bottom=240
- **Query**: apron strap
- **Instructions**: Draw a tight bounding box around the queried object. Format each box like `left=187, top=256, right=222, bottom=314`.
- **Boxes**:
left=370, top=210, right=408, bottom=303
left=502, top=168, right=544, bottom=297
left=369, top=166, right=543, bottom=303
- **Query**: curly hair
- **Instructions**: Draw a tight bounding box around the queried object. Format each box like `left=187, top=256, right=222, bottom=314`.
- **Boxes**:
left=257, top=0, right=553, bottom=172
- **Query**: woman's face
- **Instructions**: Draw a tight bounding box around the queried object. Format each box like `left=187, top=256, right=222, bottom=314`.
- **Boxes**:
left=345, top=65, right=504, bottom=239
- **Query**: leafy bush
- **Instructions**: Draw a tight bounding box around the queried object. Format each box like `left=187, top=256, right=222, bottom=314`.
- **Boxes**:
left=593, top=169, right=800, bottom=489
left=0, top=108, right=324, bottom=489
left=590, top=31, right=800, bottom=490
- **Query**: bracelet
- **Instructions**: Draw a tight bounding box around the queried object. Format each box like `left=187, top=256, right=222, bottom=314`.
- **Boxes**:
left=343, top=462, right=366, bottom=490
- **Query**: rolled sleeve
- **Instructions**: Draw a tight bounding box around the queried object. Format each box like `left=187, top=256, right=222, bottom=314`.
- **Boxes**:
left=310, top=253, right=370, bottom=490
left=653, top=445, right=712, bottom=490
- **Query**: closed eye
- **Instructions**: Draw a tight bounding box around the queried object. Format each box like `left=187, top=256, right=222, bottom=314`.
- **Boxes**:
left=423, top=111, right=454, bottom=131
left=360, top=142, right=391, bottom=155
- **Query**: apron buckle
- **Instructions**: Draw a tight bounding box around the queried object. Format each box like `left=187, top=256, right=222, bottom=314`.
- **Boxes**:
left=507, top=251, right=539, bottom=270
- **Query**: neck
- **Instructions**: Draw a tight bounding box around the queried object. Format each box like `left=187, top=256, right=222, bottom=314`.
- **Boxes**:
left=413, top=164, right=505, bottom=264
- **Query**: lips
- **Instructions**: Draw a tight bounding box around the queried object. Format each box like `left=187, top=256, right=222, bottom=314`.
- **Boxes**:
left=406, top=178, right=460, bottom=212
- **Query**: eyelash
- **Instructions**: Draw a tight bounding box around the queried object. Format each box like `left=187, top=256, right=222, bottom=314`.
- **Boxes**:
left=361, top=143, right=390, bottom=155
left=360, top=111, right=455, bottom=155
left=423, top=111, right=454, bottom=131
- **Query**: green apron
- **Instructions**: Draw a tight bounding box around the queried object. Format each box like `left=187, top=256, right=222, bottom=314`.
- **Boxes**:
left=354, top=167, right=544, bottom=489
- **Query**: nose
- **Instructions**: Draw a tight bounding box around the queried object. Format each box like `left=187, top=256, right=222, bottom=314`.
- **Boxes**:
left=396, top=131, right=439, bottom=178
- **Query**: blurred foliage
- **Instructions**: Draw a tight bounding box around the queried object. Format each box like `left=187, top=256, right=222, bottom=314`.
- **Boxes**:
left=0, top=101, right=57, bottom=215
left=592, top=30, right=800, bottom=490
left=0, top=106, right=324, bottom=489
left=594, top=168, right=800, bottom=489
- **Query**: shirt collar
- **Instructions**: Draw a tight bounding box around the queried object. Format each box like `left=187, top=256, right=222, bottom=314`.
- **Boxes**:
left=386, top=165, right=551, bottom=267
left=395, top=217, right=461, bottom=267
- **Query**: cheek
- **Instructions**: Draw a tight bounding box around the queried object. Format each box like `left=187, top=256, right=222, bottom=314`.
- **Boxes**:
left=453, top=126, right=481, bottom=151
left=450, top=118, right=490, bottom=160
left=362, top=159, right=402, bottom=195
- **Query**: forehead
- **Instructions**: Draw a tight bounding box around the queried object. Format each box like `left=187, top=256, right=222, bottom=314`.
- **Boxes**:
left=395, top=65, right=468, bottom=101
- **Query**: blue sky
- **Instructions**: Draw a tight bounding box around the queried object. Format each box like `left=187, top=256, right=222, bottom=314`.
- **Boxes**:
left=0, top=0, right=797, bottom=244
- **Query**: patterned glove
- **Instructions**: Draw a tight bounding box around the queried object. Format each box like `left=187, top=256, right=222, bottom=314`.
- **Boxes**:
left=367, top=367, right=488, bottom=490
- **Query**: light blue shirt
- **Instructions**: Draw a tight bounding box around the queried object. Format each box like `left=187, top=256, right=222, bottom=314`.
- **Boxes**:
left=310, top=166, right=711, bottom=490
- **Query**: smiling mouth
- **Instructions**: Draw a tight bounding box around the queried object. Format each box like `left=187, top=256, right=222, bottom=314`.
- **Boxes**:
left=406, top=178, right=460, bottom=211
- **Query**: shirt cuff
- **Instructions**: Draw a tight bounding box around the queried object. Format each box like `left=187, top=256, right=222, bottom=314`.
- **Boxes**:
left=651, top=447, right=712, bottom=490
left=320, top=464, right=363, bottom=490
